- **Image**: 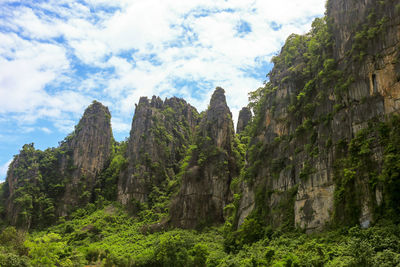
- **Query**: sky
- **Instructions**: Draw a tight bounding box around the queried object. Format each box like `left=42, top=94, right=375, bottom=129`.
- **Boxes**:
left=0, top=0, right=326, bottom=181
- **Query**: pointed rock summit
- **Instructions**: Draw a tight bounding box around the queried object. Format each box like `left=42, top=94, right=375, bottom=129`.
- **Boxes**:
left=118, top=96, right=199, bottom=207
left=59, top=100, right=113, bottom=215
left=3, top=101, right=114, bottom=227
left=236, top=107, right=252, bottom=134
left=170, top=87, right=240, bottom=229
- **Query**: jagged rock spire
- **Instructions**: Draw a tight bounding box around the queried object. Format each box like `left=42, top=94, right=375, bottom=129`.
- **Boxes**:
left=236, top=107, right=252, bottom=134
left=170, top=87, right=239, bottom=229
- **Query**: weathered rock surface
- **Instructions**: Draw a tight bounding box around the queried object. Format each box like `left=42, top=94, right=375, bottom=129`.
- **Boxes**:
left=118, top=96, right=199, bottom=207
left=3, top=101, right=113, bottom=227
left=59, top=101, right=113, bottom=216
left=236, top=0, right=400, bottom=232
left=236, top=107, right=252, bottom=134
left=169, top=87, right=240, bottom=229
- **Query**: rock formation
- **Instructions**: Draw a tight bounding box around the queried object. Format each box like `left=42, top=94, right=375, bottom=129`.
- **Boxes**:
left=59, top=101, right=113, bottom=216
left=169, top=87, right=240, bottom=228
left=3, top=144, right=41, bottom=228
left=236, top=0, right=400, bottom=232
left=2, top=0, right=399, bottom=234
left=236, top=107, right=252, bottom=134
left=2, top=101, right=113, bottom=228
left=118, top=96, right=199, bottom=208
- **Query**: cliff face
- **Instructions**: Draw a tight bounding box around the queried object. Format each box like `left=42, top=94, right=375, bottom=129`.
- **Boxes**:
left=236, top=107, right=252, bottom=134
left=3, top=101, right=113, bottom=228
left=169, top=88, right=240, bottom=229
left=118, top=96, right=199, bottom=208
left=323, top=0, right=400, bottom=228
left=236, top=0, right=400, bottom=232
left=59, top=101, right=113, bottom=215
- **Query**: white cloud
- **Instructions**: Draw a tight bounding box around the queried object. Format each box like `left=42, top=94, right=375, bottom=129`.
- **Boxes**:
left=53, top=119, right=76, bottom=134
left=11, top=7, right=61, bottom=39
left=0, top=159, right=13, bottom=180
left=0, top=0, right=326, bottom=139
left=0, top=33, right=70, bottom=115
left=41, top=127, right=52, bottom=134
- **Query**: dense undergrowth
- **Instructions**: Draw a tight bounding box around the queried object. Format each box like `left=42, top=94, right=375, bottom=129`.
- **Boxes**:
left=1, top=203, right=400, bottom=266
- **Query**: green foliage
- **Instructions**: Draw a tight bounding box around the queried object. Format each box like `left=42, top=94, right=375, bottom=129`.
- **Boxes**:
left=299, top=161, right=315, bottom=181
left=21, top=204, right=227, bottom=266
left=25, top=233, right=84, bottom=266
left=0, top=226, right=29, bottom=266
left=96, top=141, right=128, bottom=201
left=224, top=217, right=265, bottom=252
left=377, top=115, right=400, bottom=222
left=1, top=202, right=399, bottom=266
left=154, top=233, right=191, bottom=266
left=350, top=2, right=390, bottom=61
left=333, top=115, right=400, bottom=225
left=333, top=126, right=377, bottom=225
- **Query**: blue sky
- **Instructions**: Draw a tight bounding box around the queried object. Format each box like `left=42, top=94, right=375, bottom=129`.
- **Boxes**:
left=0, top=0, right=325, bottom=181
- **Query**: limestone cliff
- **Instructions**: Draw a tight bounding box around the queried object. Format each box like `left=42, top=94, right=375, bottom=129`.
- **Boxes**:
left=118, top=96, right=199, bottom=208
left=59, top=101, right=113, bottom=215
left=169, top=87, right=240, bottom=229
left=2, top=101, right=113, bottom=228
left=236, top=0, right=400, bottom=232
left=236, top=107, right=252, bottom=134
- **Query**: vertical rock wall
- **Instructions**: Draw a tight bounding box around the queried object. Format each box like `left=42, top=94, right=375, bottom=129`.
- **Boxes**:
left=170, top=87, right=240, bottom=229
left=118, top=96, right=199, bottom=207
left=237, top=0, right=400, bottom=232
left=59, top=101, right=113, bottom=216
left=236, top=107, right=252, bottom=134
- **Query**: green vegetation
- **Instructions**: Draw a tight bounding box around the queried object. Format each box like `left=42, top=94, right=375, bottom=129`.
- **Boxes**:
left=332, top=115, right=400, bottom=226
left=96, top=141, right=128, bottom=202
left=350, top=2, right=390, bottom=62
left=1, top=204, right=400, bottom=266
left=1, top=144, right=66, bottom=229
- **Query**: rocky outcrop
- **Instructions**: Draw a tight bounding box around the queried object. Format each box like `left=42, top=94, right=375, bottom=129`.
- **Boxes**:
left=236, top=0, right=400, bottom=232
left=3, top=101, right=113, bottom=227
left=325, top=0, right=400, bottom=228
left=169, top=87, right=240, bottom=229
left=236, top=107, right=252, bottom=134
left=58, top=101, right=113, bottom=216
left=118, top=96, right=199, bottom=207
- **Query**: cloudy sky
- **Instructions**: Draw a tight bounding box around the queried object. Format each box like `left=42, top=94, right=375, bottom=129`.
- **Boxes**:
left=0, top=0, right=325, bottom=180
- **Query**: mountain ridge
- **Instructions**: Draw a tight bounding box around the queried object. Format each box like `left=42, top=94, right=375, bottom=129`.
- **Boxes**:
left=0, top=0, right=399, bottom=245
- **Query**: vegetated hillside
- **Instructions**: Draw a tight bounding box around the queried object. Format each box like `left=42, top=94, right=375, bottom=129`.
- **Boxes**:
left=0, top=0, right=400, bottom=266
left=2, top=204, right=400, bottom=266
